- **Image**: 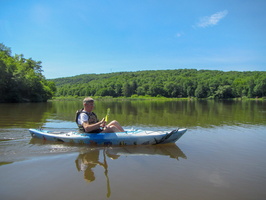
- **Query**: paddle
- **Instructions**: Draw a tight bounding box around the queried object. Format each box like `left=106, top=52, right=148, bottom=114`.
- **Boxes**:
left=105, top=108, right=110, bottom=122
left=103, top=148, right=111, bottom=198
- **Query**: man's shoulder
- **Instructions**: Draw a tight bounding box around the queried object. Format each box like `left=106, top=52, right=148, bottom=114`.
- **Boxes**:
left=79, top=112, right=89, bottom=116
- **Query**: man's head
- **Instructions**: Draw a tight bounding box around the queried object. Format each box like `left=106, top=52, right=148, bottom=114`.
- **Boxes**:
left=83, top=97, right=95, bottom=112
left=83, top=97, right=94, bottom=104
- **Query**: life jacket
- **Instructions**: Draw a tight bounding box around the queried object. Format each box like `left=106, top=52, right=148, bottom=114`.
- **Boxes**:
left=75, top=108, right=99, bottom=132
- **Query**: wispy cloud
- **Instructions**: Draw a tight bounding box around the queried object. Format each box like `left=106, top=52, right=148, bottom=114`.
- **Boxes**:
left=176, top=32, right=183, bottom=37
left=196, top=10, right=228, bottom=28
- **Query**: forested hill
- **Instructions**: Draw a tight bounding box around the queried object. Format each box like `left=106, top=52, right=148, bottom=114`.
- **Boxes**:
left=0, top=44, right=56, bottom=103
left=51, top=69, right=266, bottom=99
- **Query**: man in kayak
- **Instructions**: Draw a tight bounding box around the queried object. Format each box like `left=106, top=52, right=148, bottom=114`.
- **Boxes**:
left=76, top=97, right=124, bottom=133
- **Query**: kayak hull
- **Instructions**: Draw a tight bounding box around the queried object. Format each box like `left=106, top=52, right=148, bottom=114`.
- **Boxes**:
left=29, top=128, right=187, bottom=146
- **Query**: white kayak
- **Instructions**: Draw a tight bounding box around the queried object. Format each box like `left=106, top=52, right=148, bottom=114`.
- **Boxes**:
left=29, top=128, right=187, bottom=146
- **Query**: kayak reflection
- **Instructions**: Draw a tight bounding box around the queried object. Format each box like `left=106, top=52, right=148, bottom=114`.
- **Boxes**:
left=75, top=144, right=186, bottom=198
left=106, top=144, right=187, bottom=160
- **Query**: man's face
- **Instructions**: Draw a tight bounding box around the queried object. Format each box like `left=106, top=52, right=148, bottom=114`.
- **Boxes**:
left=85, top=101, right=94, bottom=112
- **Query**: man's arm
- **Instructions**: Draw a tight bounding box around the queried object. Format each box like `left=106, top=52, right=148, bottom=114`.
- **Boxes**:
left=82, top=118, right=105, bottom=133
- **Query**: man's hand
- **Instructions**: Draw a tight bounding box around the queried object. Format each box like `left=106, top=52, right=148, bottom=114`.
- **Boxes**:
left=100, top=118, right=106, bottom=128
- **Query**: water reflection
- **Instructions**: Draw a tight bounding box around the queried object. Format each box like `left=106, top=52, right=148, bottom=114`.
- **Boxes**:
left=75, top=148, right=111, bottom=197
left=0, top=100, right=265, bottom=130
left=75, top=144, right=186, bottom=198
left=0, top=103, right=54, bottom=128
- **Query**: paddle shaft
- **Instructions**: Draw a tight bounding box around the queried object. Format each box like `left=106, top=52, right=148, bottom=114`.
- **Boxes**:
left=105, top=108, right=110, bottom=122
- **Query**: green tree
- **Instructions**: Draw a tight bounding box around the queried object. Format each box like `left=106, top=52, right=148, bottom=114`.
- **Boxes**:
left=0, top=43, right=56, bottom=102
left=122, top=82, right=131, bottom=97
left=195, top=84, right=209, bottom=98
left=254, top=78, right=266, bottom=97
left=214, top=85, right=234, bottom=99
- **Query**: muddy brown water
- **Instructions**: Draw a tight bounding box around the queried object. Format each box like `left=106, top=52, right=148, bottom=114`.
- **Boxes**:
left=0, top=100, right=265, bottom=200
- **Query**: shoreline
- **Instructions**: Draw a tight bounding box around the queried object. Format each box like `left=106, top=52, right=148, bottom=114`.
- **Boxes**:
left=49, top=96, right=265, bottom=102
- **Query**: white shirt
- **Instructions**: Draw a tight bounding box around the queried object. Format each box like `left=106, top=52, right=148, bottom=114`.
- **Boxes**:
left=78, top=112, right=89, bottom=125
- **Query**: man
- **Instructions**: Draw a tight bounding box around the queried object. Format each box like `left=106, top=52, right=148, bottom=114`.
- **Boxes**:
left=76, top=97, right=124, bottom=133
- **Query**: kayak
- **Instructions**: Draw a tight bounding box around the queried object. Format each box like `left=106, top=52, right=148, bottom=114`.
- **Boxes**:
left=29, top=128, right=187, bottom=146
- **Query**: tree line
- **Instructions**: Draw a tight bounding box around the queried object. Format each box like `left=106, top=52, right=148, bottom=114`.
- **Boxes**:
left=51, top=69, right=266, bottom=99
left=0, top=43, right=56, bottom=103
left=1, top=43, right=265, bottom=101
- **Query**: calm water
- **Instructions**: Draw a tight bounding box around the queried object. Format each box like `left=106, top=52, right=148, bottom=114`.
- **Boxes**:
left=0, top=100, right=266, bottom=200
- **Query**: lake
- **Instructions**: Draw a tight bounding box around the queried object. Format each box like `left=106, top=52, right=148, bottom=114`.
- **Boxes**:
left=0, top=99, right=266, bottom=200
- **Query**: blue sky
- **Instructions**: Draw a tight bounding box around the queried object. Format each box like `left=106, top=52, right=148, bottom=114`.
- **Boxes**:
left=1, top=0, right=265, bottom=79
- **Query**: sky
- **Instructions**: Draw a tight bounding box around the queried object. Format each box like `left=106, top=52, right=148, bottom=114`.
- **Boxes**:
left=1, top=0, right=265, bottom=79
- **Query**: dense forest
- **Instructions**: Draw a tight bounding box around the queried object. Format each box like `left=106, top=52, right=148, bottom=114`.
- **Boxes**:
left=51, top=69, right=266, bottom=99
left=0, top=44, right=56, bottom=103
left=1, top=43, right=265, bottom=101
